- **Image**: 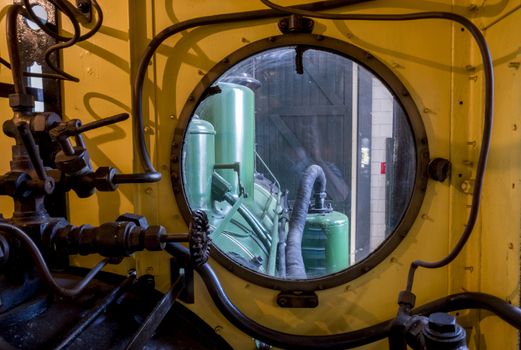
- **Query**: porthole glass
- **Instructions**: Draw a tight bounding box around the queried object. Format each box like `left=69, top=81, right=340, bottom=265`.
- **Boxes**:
left=25, top=5, right=48, bottom=31
left=175, top=36, right=428, bottom=288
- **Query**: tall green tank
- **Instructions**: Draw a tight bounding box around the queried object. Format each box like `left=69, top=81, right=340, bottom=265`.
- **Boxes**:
left=183, top=117, right=215, bottom=211
left=301, top=211, right=350, bottom=277
left=197, top=82, right=255, bottom=201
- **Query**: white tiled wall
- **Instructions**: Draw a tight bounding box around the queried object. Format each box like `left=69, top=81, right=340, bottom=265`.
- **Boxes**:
left=369, top=79, right=394, bottom=250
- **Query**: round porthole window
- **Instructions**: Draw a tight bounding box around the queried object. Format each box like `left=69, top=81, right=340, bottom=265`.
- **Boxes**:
left=172, top=34, right=428, bottom=290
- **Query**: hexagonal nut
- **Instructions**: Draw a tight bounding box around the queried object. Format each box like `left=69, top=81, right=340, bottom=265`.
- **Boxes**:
left=94, top=167, right=118, bottom=192
left=143, top=225, right=166, bottom=251
left=55, top=148, right=91, bottom=175
left=397, top=290, right=416, bottom=308
left=3, top=172, right=30, bottom=197
left=9, top=93, right=34, bottom=110
left=116, top=213, right=149, bottom=228
left=428, top=313, right=457, bottom=334
left=31, top=112, right=61, bottom=133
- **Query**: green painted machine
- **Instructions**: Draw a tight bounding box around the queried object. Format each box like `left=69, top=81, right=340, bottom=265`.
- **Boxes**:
left=183, top=81, right=350, bottom=279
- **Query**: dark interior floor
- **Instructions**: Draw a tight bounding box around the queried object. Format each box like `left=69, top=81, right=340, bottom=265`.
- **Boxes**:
left=0, top=270, right=232, bottom=350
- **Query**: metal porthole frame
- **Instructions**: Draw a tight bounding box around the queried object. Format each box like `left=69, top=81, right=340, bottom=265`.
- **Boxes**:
left=171, top=33, right=429, bottom=292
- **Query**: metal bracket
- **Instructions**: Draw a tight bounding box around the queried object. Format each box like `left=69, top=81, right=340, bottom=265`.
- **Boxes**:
left=170, top=256, right=194, bottom=304
left=277, top=290, right=318, bottom=308
left=278, top=15, right=314, bottom=34
left=75, top=0, right=92, bottom=22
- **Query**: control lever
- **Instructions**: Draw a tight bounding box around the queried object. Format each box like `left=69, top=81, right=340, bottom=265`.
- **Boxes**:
left=48, top=113, right=129, bottom=196
left=50, top=113, right=129, bottom=155
left=16, top=122, right=55, bottom=194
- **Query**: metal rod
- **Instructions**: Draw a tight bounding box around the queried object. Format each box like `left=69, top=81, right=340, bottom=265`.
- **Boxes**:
left=17, top=123, right=48, bottom=181
left=123, top=0, right=371, bottom=184
left=161, top=233, right=189, bottom=242
left=76, top=113, right=129, bottom=134
left=166, top=243, right=521, bottom=349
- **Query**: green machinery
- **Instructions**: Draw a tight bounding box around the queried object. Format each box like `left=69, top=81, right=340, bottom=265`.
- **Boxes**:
left=183, top=82, right=350, bottom=279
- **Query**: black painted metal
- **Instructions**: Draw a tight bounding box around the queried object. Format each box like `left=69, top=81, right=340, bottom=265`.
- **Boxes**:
left=0, top=268, right=232, bottom=349
left=53, top=271, right=136, bottom=350
left=125, top=275, right=184, bottom=350
left=166, top=242, right=521, bottom=350
left=276, top=290, right=318, bottom=308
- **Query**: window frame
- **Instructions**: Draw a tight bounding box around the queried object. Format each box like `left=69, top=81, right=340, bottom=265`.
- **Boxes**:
left=171, top=34, right=429, bottom=291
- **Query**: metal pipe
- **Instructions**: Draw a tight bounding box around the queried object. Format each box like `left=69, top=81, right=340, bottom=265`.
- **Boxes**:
left=22, top=0, right=103, bottom=43
left=16, top=123, right=48, bottom=182
left=224, top=193, right=271, bottom=250
left=256, top=0, right=494, bottom=295
left=0, top=223, right=109, bottom=298
left=127, top=0, right=372, bottom=184
left=286, top=165, right=326, bottom=279
left=267, top=205, right=280, bottom=275
left=21, top=0, right=104, bottom=82
left=165, top=243, right=521, bottom=350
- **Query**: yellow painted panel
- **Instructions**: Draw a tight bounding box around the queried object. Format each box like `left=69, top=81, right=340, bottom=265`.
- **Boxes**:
left=0, top=0, right=518, bottom=349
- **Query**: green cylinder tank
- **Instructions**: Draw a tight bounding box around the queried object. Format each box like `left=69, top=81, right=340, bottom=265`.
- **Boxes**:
left=197, top=82, right=255, bottom=200
left=301, top=211, right=350, bottom=277
left=183, top=117, right=215, bottom=211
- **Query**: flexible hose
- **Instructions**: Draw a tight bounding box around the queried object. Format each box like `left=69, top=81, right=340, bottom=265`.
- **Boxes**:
left=259, top=0, right=494, bottom=295
left=286, top=165, right=326, bottom=279
left=0, top=223, right=108, bottom=298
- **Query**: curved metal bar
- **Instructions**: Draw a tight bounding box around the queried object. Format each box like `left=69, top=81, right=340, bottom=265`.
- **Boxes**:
left=41, top=0, right=81, bottom=82
left=127, top=0, right=371, bottom=183
left=414, top=292, right=521, bottom=330
left=166, top=243, right=521, bottom=350
left=0, top=223, right=108, bottom=298
left=22, top=0, right=103, bottom=43
left=257, top=0, right=494, bottom=295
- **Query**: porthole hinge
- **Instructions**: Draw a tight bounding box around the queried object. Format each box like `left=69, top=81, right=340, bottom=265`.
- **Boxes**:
left=278, top=15, right=314, bottom=34
left=277, top=290, right=318, bottom=308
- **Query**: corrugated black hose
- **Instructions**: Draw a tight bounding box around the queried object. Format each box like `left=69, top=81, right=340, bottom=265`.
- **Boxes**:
left=286, top=164, right=326, bottom=279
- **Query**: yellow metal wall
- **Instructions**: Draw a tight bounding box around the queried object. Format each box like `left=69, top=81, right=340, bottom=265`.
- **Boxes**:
left=0, top=1, right=519, bottom=349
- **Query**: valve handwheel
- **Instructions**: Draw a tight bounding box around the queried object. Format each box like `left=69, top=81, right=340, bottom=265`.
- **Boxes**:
left=189, top=210, right=211, bottom=266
